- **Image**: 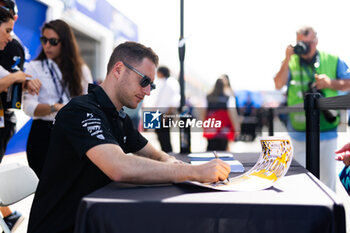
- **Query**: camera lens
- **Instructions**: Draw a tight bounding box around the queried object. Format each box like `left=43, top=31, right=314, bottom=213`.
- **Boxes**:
left=293, top=41, right=310, bottom=55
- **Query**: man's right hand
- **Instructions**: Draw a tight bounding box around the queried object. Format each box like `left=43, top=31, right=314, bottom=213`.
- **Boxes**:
left=285, top=44, right=295, bottom=61
left=193, top=159, right=231, bottom=183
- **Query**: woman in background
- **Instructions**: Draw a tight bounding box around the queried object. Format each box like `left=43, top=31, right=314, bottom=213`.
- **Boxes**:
left=23, top=19, right=92, bottom=178
left=203, top=76, right=240, bottom=151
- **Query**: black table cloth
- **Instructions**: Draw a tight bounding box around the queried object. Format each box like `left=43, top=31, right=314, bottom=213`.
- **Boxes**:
left=75, top=153, right=345, bottom=233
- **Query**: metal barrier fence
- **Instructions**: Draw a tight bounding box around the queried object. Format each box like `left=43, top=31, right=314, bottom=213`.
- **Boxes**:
left=268, top=94, right=350, bottom=178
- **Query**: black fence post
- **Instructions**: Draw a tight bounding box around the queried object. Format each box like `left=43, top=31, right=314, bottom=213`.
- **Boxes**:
left=178, top=0, right=190, bottom=154
left=268, top=108, right=274, bottom=136
left=179, top=107, right=191, bottom=154
left=304, top=93, right=321, bottom=178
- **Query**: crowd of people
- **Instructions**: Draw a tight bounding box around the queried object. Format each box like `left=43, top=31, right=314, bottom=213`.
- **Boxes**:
left=1, top=0, right=350, bottom=232
left=0, top=1, right=230, bottom=232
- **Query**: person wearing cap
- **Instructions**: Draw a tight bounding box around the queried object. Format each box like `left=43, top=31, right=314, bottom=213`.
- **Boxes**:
left=0, top=1, right=41, bottom=231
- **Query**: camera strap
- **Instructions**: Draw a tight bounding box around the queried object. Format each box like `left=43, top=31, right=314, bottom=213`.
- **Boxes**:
left=299, top=54, right=318, bottom=97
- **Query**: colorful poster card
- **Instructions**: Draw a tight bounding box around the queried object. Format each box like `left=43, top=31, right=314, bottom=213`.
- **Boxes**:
left=187, top=136, right=293, bottom=191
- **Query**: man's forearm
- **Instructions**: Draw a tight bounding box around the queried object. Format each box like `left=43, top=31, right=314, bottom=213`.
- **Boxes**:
left=330, top=79, right=350, bottom=91
left=116, top=153, right=193, bottom=183
left=136, top=142, right=174, bottom=162
left=87, top=143, right=230, bottom=184
left=0, top=75, right=15, bottom=92
left=274, top=60, right=290, bottom=90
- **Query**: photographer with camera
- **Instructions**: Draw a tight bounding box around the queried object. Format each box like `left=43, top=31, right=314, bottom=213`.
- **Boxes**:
left=274, top=25, right=350, bottom=191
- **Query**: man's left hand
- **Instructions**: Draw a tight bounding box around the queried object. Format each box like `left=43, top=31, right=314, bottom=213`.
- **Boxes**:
left=315, top=74, right=332, bottom=89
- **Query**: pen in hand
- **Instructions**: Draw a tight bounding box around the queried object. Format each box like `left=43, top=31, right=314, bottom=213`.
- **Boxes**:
left=213, top=151, right=230, bottom=182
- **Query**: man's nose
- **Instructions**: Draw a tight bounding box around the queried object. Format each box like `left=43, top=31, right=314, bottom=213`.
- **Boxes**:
left=142, top=85, right=151, bottom=96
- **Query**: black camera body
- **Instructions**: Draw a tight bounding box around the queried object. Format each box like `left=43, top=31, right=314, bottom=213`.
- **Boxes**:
left=294, top=41, right=310, bottom=55
left=307, top=82, right=338, bottom=123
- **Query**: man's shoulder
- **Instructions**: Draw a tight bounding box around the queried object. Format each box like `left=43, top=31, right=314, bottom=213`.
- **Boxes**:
left=64, top=94, right=98, bottom=111
left=59, top=94, right=104, bottom=118
left=54, top=95, right=107, bottom=131
left=319, top=50, right=339, bottom=61
left=319, top=50, right=337, bottom=56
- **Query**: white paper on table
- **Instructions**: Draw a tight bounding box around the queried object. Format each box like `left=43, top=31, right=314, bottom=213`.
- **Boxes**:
left=188, top=152, right=234, bottom=158
left=185, top=136, right=293, bottom=192
left=190, top=160, right=244, bottom=173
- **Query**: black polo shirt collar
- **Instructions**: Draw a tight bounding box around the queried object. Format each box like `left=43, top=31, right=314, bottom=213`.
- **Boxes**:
left=88, top=83, right=126, bottom=119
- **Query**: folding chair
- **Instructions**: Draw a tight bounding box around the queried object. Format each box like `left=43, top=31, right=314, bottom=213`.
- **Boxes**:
left=0, top=163, right=38, bottom=233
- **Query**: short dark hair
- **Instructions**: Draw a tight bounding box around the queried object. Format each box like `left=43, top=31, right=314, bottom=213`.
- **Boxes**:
left=157, top=66, right=170, bottom=78
left=107, top=41, right=159, bottom=74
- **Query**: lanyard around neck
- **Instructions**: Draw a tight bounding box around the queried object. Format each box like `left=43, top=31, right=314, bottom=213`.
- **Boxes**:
left=45, top=59, right=67, bottom=103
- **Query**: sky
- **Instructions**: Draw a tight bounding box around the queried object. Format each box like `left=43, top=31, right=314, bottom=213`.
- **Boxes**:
left=112, top=0, right=350, bottom=92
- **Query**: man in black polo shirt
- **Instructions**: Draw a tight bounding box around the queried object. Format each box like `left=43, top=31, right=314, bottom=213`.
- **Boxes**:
left=27, top=41, right=230, bottom=233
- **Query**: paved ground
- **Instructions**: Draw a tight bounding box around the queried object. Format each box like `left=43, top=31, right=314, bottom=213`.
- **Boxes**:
left=1, top=128, right=350, bottom=233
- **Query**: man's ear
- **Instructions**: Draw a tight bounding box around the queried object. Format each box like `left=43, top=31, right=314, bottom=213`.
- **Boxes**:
left=112, top=61, right=124, bottom=79
left=14, top=15, right=18, bottom=21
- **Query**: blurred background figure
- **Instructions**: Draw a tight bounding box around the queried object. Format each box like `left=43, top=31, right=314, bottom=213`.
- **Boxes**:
left=235, top=90, right=263, bottom=142
left=0, top=2, right=41, bottom=231
left=221, top=74, right=235, bottom=98
left=23, top=19, right=92, bottom=178
left=274, top=25, right=350, bottom=191
left=143, top=66, right=180, bottom=152
left=203, top=75, right=240, bottom=151
left=0, top=0, right=24, bottom=159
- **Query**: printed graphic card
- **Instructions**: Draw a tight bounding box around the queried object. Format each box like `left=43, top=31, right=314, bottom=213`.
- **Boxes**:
left=186, top=136, right=293, bottom=191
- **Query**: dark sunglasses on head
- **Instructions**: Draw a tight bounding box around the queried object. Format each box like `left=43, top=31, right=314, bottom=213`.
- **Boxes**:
left=123, top=61, right=156, bottom=91
left=40, top=36, right=60, bottom=46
